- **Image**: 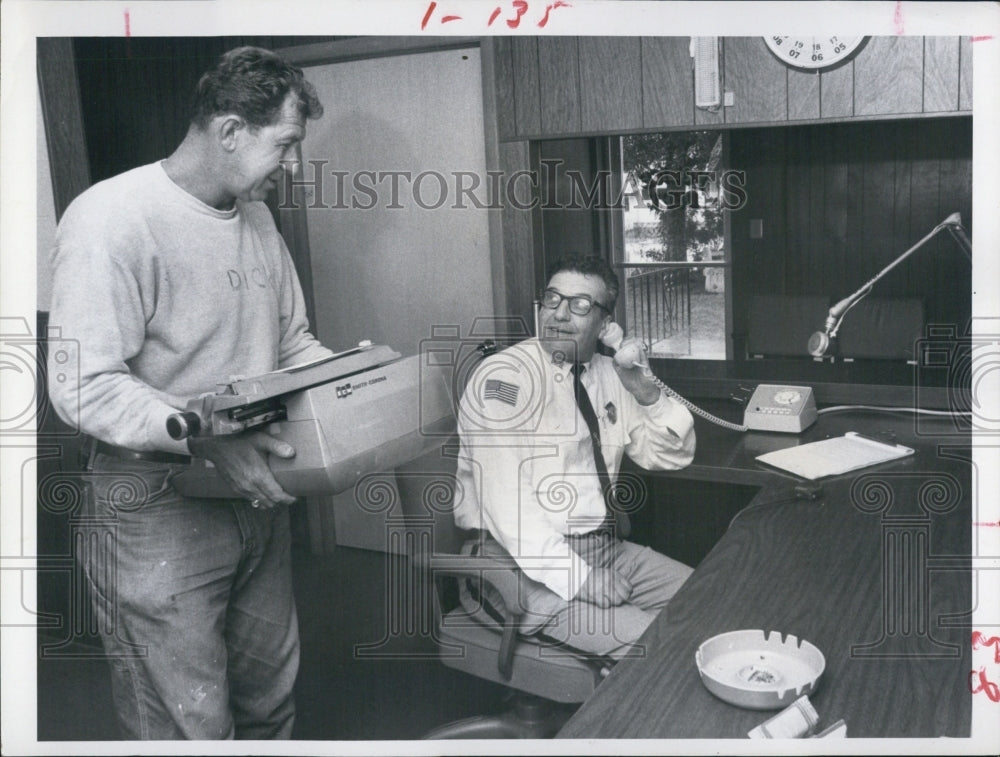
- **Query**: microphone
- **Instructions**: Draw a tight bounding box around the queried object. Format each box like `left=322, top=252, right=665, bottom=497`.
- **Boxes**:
left=807, top=328, right=832, bottom=358
left=807, top=289, right=869, bottom=357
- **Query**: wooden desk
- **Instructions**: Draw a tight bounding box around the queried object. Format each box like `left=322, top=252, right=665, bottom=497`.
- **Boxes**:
left=560, top=410, right=972, bottom=739
left=673, top=401, right=968, bottom=487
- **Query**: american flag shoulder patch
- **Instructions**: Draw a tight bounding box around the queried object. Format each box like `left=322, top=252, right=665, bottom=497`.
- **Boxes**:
left=483, top=379, right=519, bottom=405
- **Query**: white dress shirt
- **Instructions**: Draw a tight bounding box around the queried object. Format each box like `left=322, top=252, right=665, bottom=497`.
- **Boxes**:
left=453, top=338, right=695, bottom=600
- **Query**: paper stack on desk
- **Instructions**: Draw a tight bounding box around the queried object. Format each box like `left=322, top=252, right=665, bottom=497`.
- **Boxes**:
left=755, top=432, right=914, bottom=481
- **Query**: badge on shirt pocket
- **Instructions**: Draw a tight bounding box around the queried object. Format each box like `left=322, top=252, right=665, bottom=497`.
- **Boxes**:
left=604, top=401, right=617, bottom=425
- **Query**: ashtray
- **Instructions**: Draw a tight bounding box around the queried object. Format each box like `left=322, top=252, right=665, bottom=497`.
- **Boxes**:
left=695, top=629, right=825, bottom=710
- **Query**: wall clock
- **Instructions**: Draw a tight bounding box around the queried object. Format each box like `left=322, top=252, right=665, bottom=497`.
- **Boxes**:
left=763, top=36, right=868, bottom=71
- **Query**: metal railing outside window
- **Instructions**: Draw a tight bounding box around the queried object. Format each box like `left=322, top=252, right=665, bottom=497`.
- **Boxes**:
left=625, top=265, right=693, bottom=353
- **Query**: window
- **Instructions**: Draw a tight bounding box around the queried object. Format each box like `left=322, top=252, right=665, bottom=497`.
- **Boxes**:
left=613, top=131, right=732, bottom=360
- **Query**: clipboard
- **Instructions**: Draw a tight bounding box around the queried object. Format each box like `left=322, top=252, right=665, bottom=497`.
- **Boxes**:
left=755, top=432, right=915, bottom=481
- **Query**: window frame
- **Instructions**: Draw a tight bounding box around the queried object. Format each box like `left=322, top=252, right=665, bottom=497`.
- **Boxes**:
left=606, top=133, right=735, bottom=361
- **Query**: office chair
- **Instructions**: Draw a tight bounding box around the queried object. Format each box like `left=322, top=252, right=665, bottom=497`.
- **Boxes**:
left=394, top=441, right=607, bottom=739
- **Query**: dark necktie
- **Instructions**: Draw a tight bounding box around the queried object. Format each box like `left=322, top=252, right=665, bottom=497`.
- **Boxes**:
left=571, top=363, right=630, bottom=539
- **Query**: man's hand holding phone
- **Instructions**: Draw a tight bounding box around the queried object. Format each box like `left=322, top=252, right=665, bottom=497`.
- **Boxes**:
left=602, top=323, right=661, bottom=406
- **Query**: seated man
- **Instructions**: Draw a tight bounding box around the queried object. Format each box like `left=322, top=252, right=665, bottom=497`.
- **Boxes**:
left=453, top=254, right=696, bottom=661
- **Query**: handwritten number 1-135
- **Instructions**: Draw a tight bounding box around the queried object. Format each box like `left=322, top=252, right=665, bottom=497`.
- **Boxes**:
left=421, top=1, right=571, bottom=30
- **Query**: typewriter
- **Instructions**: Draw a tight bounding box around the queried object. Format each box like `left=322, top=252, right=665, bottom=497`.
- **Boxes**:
left=166, top=342, right=455, bottom=498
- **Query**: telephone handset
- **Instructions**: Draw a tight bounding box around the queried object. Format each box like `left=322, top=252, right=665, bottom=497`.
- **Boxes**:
left=600, top=323, right=817, bottom=433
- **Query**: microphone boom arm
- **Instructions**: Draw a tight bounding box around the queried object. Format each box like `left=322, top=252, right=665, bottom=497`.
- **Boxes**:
left=809, top=212, right=972, bottom=356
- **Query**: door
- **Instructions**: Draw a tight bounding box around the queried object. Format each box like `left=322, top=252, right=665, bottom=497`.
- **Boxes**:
left=297, top=46, right=494, bottom=551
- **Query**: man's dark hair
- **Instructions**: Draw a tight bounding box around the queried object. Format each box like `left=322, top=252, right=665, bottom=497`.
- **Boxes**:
left=191, top=46, right=323, bottom=129
left=546, top=254, right=620, bottom=309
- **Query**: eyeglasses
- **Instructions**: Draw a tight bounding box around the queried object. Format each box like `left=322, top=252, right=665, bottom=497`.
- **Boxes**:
left=540, top=289, right=611, bottom=317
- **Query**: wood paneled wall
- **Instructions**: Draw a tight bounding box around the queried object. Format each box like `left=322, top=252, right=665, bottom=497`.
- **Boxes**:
left=499, top=140, right=539, bottom=332
left=730, top=117, right=973, bottom=334
left=493, top=36, right=972, bottom=141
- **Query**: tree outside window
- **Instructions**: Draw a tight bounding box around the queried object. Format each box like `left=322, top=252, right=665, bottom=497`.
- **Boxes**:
left=619, top=131, right=728, bottom=359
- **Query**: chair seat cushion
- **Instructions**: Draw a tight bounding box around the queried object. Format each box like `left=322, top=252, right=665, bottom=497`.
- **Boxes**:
left=437, top=608, right=603, bottom=703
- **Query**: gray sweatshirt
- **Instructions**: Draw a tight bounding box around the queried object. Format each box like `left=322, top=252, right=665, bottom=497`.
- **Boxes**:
left=47, top=162, right=332, bottom=454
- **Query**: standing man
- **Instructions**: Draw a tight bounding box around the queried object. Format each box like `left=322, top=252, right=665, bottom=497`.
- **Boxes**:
left=47, top=47, right=332, bottom=739
left=453, top=255, right=696, bottom=661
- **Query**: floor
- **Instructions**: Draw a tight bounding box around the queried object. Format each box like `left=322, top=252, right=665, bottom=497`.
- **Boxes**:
left=35, top=545, right=522, bottom=742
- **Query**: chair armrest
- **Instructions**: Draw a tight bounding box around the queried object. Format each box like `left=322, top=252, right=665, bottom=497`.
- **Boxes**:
left=425, top=553, right=524, bottom=617
left=421, top=552, right=527, bottom=680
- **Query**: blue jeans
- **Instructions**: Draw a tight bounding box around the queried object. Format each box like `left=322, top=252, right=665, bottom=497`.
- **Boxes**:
left=81, top=453, right=299, bottom=739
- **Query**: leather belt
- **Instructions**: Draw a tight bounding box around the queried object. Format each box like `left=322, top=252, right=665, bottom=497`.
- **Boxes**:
left=94, top=440, right=192, bottom=466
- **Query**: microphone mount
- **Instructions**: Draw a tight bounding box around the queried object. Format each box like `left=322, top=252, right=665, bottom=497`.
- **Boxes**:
left=808, top=212, right=972, bottom=357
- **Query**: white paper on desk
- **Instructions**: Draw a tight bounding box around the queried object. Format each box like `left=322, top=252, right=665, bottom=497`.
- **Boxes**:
left=755, top=432, right=914, bottom=481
